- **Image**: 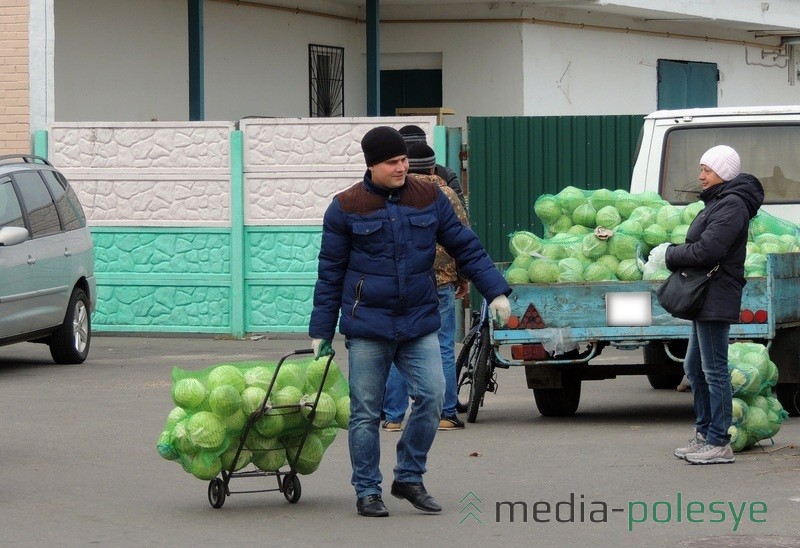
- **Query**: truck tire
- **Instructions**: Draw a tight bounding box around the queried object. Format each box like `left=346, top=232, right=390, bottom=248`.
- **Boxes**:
left=533, top=374, right=581, bottom=417
left=776, top=383, right=800, bottom=417
left=643, top=341, right=686, bottom=390
left=769, top=328, right=800, bottom=416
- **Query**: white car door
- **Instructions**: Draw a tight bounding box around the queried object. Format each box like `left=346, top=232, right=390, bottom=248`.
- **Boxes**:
left=13, top=170, right=69, bottom=332
left=0, top=176, right=36, bottom=337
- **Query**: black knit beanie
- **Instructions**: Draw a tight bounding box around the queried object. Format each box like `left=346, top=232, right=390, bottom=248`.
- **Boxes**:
left=399, top=125, right=427, bottom=145
left=407, top=142, right=436, bottom=173
left=361, top=126, right=408, bottom=166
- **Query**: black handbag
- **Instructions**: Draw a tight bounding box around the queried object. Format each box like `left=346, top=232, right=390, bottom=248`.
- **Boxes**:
left=656, top=264, right=719, bottom=320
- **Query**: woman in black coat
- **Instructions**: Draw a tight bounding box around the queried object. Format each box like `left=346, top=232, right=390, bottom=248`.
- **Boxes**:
left=666, top=145, right=764, bottom=465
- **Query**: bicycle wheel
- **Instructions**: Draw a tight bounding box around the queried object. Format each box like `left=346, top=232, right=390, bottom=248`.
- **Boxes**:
left=465, top=324, right=491, bottom=423
left=455, top=325, right=480, bottom=413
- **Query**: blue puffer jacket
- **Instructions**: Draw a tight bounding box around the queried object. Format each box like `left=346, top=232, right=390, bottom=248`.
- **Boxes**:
left=309, top=172, right=511, bottom=342
left=665, top=173, right=764, bottom=322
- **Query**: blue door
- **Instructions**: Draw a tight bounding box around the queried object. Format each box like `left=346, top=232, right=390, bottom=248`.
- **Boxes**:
left=657, top=59, right=718, bottom=109
left=380, top=69, right=442, bottom=116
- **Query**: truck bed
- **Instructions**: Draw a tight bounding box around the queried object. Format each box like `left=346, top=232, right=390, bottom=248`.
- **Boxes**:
left=493, top=252, right=800, bottom=359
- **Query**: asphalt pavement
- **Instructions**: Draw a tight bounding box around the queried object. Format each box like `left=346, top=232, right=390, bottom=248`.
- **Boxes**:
left=1, top=334, right=799, bottom=547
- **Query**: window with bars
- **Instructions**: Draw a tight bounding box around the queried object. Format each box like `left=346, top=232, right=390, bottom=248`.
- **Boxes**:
left=309, top=44, right=344, bottom=117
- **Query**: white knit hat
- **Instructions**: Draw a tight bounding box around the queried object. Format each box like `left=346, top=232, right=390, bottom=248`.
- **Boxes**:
left=700, top=145, right=741, bottom=182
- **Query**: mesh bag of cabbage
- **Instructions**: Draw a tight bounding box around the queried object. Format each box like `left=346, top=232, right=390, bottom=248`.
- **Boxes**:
left=749, top=209, right=800, bottom=240
left=158, top=357, right=349, bottom=480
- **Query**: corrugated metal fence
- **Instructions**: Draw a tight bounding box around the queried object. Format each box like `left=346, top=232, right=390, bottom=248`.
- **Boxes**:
left=467, top=115, right=646, bottom=264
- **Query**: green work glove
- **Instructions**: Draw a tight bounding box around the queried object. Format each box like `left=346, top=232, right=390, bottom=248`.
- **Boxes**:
left=312, top=338, right=333, bottom=359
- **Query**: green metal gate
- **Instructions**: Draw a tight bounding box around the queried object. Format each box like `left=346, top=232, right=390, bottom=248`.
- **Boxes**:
left=467, top=115, right=646, bottom=264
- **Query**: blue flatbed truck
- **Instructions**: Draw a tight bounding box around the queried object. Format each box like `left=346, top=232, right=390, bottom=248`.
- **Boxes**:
left=492, top=252, right=800, bottom=417
left=474, top=106, right=800, bottom=418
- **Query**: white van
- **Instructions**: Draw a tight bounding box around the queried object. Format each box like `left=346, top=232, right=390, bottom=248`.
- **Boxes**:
left=630, top=105, right=800, bottom=224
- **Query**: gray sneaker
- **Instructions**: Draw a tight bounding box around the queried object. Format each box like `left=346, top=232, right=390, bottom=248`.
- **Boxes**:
left=685, top=443, right=735, bottom=465
left=674, top=431, right=706, bottom=460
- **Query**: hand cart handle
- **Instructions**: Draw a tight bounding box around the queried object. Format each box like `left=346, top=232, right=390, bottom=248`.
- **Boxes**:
left=293, top=348, right=336, bottom=358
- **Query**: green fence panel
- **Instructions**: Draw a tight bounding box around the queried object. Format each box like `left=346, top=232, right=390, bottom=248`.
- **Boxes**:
left=91, top=227, right=232, bottom=332
left=42, top=121, right=467, bottom=335
left=467, top=115, right=646, bottom=265
left=245, top=226, right=322, bottom=332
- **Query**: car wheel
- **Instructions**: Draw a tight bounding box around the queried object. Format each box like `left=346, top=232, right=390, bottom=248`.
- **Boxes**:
left=48, top=288, right=91, bottom=364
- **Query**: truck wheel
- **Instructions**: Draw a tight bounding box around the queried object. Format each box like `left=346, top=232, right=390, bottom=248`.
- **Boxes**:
left=533, top=374, right=581, bottom=417
left=776, top=383, right=800, bottom=417
left=643, top=342, right=686, bottom=389
left=646, top=373, right=685, bottom=390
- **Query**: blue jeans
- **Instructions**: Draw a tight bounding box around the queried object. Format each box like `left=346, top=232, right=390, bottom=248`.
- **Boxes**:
left=346, top=332, right=444, bottom=498
left=383, top=284, right=457, bottom=421
left=683, top=320, right=732, bottom=446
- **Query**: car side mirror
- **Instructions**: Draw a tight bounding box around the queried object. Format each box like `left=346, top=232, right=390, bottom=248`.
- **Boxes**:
left=0, top=226, right=30, bottom=246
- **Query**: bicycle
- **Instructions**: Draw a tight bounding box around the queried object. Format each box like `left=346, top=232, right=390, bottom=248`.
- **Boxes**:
left=455, top=299, right=496, bottom=423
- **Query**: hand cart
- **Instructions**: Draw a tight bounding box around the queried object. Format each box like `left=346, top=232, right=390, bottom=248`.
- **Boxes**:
left=207, top=348, right=336, bottom=508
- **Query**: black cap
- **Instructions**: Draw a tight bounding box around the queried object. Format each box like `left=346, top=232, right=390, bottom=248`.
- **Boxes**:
left=399, top=125, right=427, bottom=145
left=361, top=126, right=408, bottom=166
left=407, top=142, right=436, bottom=173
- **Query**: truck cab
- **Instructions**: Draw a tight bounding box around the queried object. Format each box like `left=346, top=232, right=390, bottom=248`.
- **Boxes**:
left=630, top=105, right=800, bottom=223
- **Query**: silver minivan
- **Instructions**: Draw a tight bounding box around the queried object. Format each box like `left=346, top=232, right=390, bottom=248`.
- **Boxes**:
left=0, top=155, right=96, bottom=363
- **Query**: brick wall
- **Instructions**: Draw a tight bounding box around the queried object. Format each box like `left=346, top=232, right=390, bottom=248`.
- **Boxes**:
left=0, top=1, right=29, bottom=154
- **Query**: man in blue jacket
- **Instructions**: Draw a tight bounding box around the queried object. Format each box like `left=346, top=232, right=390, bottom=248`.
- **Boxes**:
left=309, top=126, right=511, bottom=517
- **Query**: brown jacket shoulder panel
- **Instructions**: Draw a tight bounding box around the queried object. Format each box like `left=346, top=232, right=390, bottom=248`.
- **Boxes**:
left=336, top=182, right=386, bottom=216
left=398, top=175, right=439, bottom=209
left=336, top=175, right=439, bottom=215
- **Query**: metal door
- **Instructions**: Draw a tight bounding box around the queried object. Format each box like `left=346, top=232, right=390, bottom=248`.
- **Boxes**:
left=657, top=59, right=718, bottom=109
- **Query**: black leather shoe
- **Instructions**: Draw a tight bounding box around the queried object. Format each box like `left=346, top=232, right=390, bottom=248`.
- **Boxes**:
left=356, top=494, right=389, bottom=517
left=390, top=481, right=442, bottom=512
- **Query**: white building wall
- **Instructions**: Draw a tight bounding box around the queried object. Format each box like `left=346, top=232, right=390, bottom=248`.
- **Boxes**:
left=203, top=2, right=365, bottom=121
left=54, top=0, right=189, bottom=121
left=379, top=22, right=525, bottom=129
left=50, top=1, right=800, bottom=127
left=519, top=24, right=800, bottom=116
left=29, top=0, right=54, bottom=132
left=53, top=0, right=366, bottom=123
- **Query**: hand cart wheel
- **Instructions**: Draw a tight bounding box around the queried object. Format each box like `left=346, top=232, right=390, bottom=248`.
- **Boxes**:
left=208, top=478, right=226, bottom=508
left=282, top=473, right=301, bottom=503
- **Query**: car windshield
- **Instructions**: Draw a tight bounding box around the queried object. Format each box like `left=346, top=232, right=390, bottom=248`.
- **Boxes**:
left=660, top=124, right=800, bottom=205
